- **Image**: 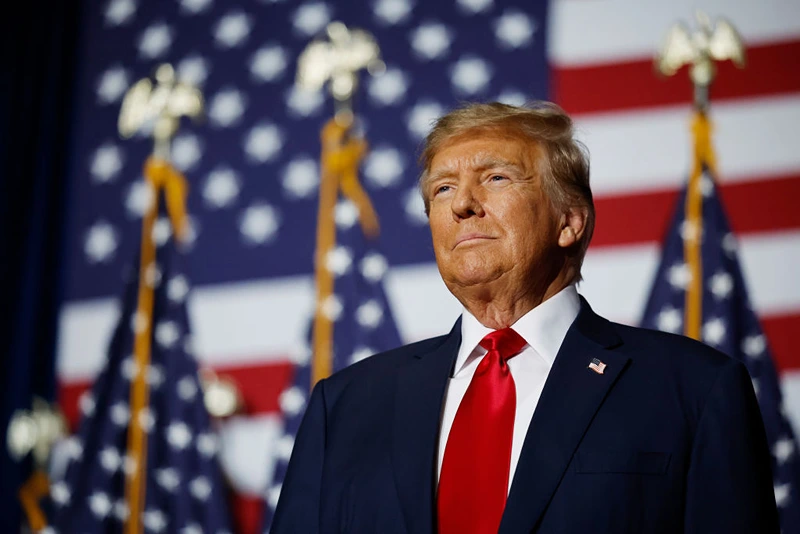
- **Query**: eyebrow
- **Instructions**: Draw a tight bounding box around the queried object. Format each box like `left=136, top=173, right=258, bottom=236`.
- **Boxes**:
left=426, top=156, right=523, bottom=182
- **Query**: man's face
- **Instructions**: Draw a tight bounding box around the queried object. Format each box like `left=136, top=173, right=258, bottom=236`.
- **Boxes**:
left=425, top=129, right=562, bottom=297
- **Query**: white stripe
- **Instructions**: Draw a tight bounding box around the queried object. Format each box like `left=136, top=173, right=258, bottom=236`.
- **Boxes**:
left=576, top=95, right=800, bottom=196
left=549, top=0, right=800, bottom=67
left=57, top=230, right=800, bottom=379
left=781, top=371, right=800, bottom=441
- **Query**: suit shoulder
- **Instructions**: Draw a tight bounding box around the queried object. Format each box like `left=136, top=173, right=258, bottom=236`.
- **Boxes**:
left=321, top=333, right=451, bottom=392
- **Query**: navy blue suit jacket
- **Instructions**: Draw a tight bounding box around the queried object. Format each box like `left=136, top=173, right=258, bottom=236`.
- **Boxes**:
left=272, top=298, right=778, bottom=533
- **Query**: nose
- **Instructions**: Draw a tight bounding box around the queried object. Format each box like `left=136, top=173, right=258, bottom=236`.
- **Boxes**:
left=451, top=182, right=485, bottom=221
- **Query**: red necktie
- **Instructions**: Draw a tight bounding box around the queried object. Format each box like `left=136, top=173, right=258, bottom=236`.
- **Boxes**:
left=437, top=328, right=527, bottom=534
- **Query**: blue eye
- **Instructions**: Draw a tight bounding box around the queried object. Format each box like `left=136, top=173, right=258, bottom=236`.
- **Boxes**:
left=490, top=175, right=507, bottom=181
left=435, top=185, right=451, bottom=194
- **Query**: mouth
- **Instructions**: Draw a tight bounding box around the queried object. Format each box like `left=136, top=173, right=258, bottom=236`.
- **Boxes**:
left=454, top=233, right=495, bottom=248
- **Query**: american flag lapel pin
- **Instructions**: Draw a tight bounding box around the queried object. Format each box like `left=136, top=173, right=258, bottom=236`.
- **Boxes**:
left=588, top=358, right=607, bottom=375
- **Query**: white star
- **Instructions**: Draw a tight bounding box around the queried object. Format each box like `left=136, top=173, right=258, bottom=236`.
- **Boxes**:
left=131, top=310, right=149, bottom=334
left=250, top=44, right=288, bottom=82
left=775, top=483, right=791, bottom=508
left=275, top=433, right=295, bottom=461
left=404, top=188, right=428, bottom=225
left=177, top=376, right=198, bottom=401
left=100, top=446, right=121, bottom=472
left=368, top=68, right=409, bottom=106
left=63, top=437, right=84, bottom=461
left=177, top=55, right=210, bottom=87
left=105, top=0, right=136, bottom=26
left=410, top=22, right=452, bottom=60
left=493, top=9, right=537, bottom=49
left=406, top=101, right=444, bottom=139
left=167, top=422, right=193, bottom=450
left=50, top=481, right=71, bottom=506
left=190, top=476, right=212, bottom=501
left=292, top=3, right=332, bottom=36
left=138, top=23, right=173, bottom=59
left=364, top=146, right=404, bottom=188
left=335, top=200, right=359, bottom=229
left=89, top=492, right=112, bottom=518
left=282, top=157, right=319, bottom=198
left=361, top=252, right=388, bottom=282
left=146, top=364, right=165, bottom=388
left=698, top=175, right=715, bottom=197
left=279, top=386, right=306, bottom=416
left=155, top=321, right=180, bottom=349
left=286, top=86, right=325, bottom=117
left=667, top=263, right=692, bottom=291
left=171, top=134, right=203, bottom=171
left=79, top=392, right=95, bottom=416
left=709, top=271, right=734, bottom=300
left=742, top=334, right=766, bottom=358
left=122, top=454, right=137, bottom=475
left=208, top=88, right=246, bottom=127
left=125, top=180, right=155, bottom=217
left=180, top=0, right=213, bottom=14
left=722, top=232, right=737, bottom=257
left=91, top=143, right=124, bottom=183
left=143, top=509, right=168, bottom=532
left=181, top=524, right=203, bottom=534
left=110, top=402, right=130, bottom=426
left=114, top=500, right=129, bottom=522
left=96, top=66, right=130, bottom=104
left=320, top=294, right=344, bottom=321
left=451, top=56, right=492, bottom=95
left=203, top=167, right=240, bottom=209
left=156, top=467, right=181, bottom=492
left=702, top=317, right=726, bottom=346
left=151, top=218, right=172, bottom=247
left=138, top=406, right=156, bottom=432
left=351, top=346, right=375, bottom=364
left=357, top=299, right=384, bottom=328
left=656, top=306, right=682, bottom=333
left=84, top=221, right=118, bottom=263
left=326, top=246, right=353, bottom=276
left=144, top=262, right=162, bottom=288
left=456, top=0, right=493, bottom=14
left=680, top=219, right=702, bottom=244
left=373, top=0, right=413, bottom=25
left=214, top=11, right=252, bottom=48
left=121, top=357, right=139, bottom=381
left=497, top=89, right=527, bottom=107
left=197, top=432, right=219, bottom=458
left=245, top=123, right=283, bottom=163
left=289, top=345, right=312, bottom=366
left=774, top=437, right=795, bottom=464
left=167, top=274, right=190, bottom=303
left=240, top=202, right=280, bottom=245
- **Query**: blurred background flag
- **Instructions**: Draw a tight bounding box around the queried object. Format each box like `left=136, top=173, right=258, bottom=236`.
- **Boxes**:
left=641, top=13, right=800, bottom=530
left=44, top=152, right=233, bottom=533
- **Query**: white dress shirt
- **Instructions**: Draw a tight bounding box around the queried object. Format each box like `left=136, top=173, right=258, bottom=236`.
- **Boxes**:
left=436, top=284, right=581, bottom=492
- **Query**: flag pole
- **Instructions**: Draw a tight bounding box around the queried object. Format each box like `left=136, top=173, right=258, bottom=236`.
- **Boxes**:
left=117, top=64, right=199, bottom=534
left=655, top=10, right=746, bottom=340
left=298, top=22, right=384, bottom=389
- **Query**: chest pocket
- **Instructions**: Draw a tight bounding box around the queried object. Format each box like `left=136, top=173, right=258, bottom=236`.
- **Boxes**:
left=574, top=451, right=671, bottom=475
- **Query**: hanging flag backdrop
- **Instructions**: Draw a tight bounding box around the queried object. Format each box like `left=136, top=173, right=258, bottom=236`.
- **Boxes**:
left=54, top=0, right=800, bottom=529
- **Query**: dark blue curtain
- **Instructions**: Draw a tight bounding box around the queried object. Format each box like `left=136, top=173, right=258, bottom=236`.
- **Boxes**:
left=0, top=3, right=82, bottom=531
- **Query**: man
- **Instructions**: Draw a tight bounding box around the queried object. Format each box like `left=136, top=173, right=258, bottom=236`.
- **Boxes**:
left=272, top=102, right=778, bottom=533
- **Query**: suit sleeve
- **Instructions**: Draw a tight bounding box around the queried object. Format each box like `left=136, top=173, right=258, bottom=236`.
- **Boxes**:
left=684, top=359, right=780, bottom=533
left=271, top=379, right=328, bottom=534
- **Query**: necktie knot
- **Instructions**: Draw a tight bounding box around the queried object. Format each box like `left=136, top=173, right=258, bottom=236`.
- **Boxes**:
left=479, top=328, right=526, bottom=361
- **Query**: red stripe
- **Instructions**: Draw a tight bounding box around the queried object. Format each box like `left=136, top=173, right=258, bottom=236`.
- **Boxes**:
left=592, top=172, right=800, bottom=247
left=553, top=39, right=800, bottom=115
left=763, top=312, right=799, bottom=374
left=59, top=360, right=294, bottom=431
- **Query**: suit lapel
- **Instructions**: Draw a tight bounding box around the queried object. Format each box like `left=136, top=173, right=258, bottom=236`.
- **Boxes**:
left=499, top=299, right=630, bottom=534
left=392, top=320, right=461, bottom=534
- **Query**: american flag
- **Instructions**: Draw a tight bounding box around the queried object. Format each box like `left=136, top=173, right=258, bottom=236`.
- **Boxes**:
left=47, top=190, right=232, bottom=532
left=55, top=0, right=800, bottom=531
left=641, top=166, right=800, bottom=529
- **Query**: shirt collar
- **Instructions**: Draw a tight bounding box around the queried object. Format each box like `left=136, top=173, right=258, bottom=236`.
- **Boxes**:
left=455, top=284, right=581, bottom=377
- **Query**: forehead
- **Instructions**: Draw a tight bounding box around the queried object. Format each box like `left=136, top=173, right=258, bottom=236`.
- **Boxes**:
left=428, top=128, right=541, bottom=173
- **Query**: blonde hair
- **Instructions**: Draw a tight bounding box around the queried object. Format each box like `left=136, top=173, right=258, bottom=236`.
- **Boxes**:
left=419, top=101, right=595, bottom=282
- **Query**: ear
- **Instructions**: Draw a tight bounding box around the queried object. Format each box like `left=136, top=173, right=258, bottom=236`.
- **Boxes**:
left=558, top=206, right=588, bottom=248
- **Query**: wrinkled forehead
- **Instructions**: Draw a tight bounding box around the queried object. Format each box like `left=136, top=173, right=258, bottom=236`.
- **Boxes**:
left=424, top=126, right=544, bottom=177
